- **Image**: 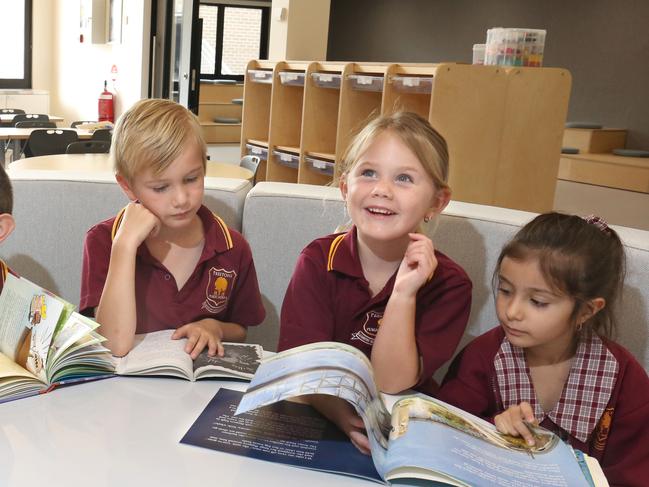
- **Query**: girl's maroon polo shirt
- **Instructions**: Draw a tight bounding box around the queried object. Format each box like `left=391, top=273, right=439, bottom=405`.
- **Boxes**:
left=80, top=205, right=264, bottom=333
left=279, top=227, right=472, bottom=394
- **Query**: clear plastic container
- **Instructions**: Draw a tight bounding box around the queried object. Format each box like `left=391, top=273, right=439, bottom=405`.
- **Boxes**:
left=484, top=28, right=546, bottom=67
left=472, top=44, right=486, bottom=65
left=246, top=143, right=268, bottom=161
left=305, top=156, right=335, bottom=177
left=273, top=149, right=299, bottom=170
left=279, top=71, right=305, bottom=87
left=247, top=69, right=273, bottom=84
left=311, top=72, right=342, bottom=89
left=348, top=74, right=384, bottom=92
left=391, top=76, right=433, bottom=94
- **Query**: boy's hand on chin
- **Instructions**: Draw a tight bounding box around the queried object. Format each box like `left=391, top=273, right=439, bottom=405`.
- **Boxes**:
left=115, top=202, right=161, bottom=248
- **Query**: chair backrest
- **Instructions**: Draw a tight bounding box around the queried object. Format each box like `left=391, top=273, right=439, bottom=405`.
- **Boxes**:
left=24, top=129, right=79, bottom=158
left=71, top=120, right=97, bottom=128
left=1, top=108, right=25, bottom=114
left=14, top=121, right=57, bottom=129
left=66, top=140, right=111, bottom=154
left=91, top=129, right=112, bottom=142
left=11, top=113, right=50, bottom=126
left=239, top=155, right=260, bottom=185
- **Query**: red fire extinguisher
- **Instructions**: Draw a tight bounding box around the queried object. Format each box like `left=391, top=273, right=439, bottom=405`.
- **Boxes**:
left=98, top=80, right=115, bottom=123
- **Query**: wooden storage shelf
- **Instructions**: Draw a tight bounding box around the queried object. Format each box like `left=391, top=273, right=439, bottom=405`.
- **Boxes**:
left=562, top=128, right=627, bottom=154
left=558, top=153, right=649, bottom=193
left=240, top=61, right=572, bottom=213
left=266, top=61, right=309, bottom=183
left=198, top=82, right=243, bottom=144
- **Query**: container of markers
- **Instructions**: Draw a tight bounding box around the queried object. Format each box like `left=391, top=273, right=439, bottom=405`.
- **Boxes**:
left=484, top=28, right=546, bottom=67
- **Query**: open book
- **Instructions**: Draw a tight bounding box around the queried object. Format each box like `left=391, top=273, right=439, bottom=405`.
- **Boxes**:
left=234, top=342, right=607, bottom=487
left=0, top=273, right=114, bottom=403
left=113, top=329, right=263, bottom=381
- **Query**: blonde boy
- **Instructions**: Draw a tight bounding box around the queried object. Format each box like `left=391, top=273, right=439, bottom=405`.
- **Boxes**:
left=0, top=164, right=16, bottom=291
left=80, top=99, right=264, bottom=357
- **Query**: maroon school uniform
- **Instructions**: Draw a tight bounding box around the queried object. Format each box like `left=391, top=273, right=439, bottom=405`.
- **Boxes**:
left=80, top=205, right=264, bottom=333
left=278, top=226, right=472, bottom=395
left=438, top=327, right=649, bottom=486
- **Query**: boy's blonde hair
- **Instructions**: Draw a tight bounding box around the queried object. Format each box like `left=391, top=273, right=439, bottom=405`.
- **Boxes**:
left=111, top=98, right=207, bottom=182
left=337, top=111, right=450, bottom=192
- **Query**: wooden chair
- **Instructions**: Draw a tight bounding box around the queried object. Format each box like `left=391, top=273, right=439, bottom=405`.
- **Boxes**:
left=65, top=140, right=111, bottom=154
left=239, top=155, right=260, bottom=185
left=24, top=129, right=79, bottom=158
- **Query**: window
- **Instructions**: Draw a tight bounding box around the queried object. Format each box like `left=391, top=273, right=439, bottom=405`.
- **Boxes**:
left=0, top=0, right=32, bottom=89
left=199, top=2, right=269, bottom=81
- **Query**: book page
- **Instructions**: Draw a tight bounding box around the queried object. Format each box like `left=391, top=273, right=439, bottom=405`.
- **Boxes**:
left=0, top=274, right=69, bottom=383
left=236, top=342, right=392, bottom=456
left=383, top=395, right=589, bottom=486
left=0, top=274, right=34, bottom=361
left=0, top=352, right=44, bottom=400
left=193, top=343, right=262, bottom=380
left=113, top=329, right=192, bottom=379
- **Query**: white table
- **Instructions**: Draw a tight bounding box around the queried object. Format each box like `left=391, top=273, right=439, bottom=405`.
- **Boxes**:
left=0, top=114, right=64, bottom=123
left=0, top=127, right=93, bottom=164
left=6, top=153, right=254, bottom=180
left=0, top=377, right=369, bottom=486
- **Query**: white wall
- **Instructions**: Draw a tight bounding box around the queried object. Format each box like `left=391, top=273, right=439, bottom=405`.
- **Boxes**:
left=269, top=0, right=330, bottom=61
left=32, top=0, right=150, bottom=125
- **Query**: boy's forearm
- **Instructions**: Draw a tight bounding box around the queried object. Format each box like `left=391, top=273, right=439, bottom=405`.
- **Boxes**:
left=96, top=240, right=139, bottom=356
left=214, top=320, right=247, bottom=342
left=371, top=292, right=420, bottom=393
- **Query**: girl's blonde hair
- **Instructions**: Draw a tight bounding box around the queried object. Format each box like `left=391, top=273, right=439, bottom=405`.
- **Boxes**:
left=337, top=111, right=450, bottom=192
left=111, top=98, right=207, bottom=182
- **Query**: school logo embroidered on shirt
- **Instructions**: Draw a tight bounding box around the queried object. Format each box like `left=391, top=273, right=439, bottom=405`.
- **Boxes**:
left=351, top=310, right=383, bottom=346
left=202, top=267, right=237, bottom=313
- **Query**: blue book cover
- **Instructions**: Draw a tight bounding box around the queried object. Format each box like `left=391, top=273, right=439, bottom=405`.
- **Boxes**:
left=181, top=387, right=382, bottom=483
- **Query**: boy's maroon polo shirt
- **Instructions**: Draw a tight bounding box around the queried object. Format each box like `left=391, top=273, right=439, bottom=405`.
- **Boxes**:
left=279, top=226, right=472, bottom=394
left=80, top=205, right=264, bottom=333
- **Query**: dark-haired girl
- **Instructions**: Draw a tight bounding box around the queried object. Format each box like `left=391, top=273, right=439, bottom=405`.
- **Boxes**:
left=438, top=212, right=649, bottom=486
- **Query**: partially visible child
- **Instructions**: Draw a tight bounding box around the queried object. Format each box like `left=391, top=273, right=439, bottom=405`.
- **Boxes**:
left=438, top=212, right=649, bottom=485
left=278, top=112, right=472, bottom=452
left=0, top=164, right=16, bottom=291
left=80, top=99, right=265, bottom=358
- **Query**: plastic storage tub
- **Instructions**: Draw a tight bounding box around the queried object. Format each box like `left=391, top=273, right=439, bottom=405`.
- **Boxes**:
left=273, top=149, right=299, bottom=170
left=246, top=143, right=268, bottom=161
left=247, top=69, right=273, bottom=84
left=348, top=74, right=384, bottom=92
left=305, top=156, right=335, bottom=177
left=311, top=72, right=342, bottom=89
left=391, top=76, right=433, bottom=94
left=484, top=28, right=546, bottom=67
left=279, top=71, right=305, bottom=87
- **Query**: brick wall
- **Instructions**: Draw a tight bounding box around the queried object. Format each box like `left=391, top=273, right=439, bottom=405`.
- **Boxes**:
left=200, top=6, right=262, bottom=76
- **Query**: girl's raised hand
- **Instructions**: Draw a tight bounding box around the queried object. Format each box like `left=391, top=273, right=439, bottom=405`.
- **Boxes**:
left=494, top=402, right=538, bottom=446
left=394, top=233, right=437, bottom=296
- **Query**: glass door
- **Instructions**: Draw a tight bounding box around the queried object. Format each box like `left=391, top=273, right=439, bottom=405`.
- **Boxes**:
left=150, top=0, right=202, bottom=113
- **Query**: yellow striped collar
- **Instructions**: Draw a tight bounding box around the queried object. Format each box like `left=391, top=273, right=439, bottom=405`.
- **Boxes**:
left=110, top=205, right=233, bottom=251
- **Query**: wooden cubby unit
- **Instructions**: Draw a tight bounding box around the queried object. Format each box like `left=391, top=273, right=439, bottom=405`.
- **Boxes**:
left=198, top=82, right=243, bottom=144
left=241, top=60, right=275, bottom=182
left=240, top=61, right=571, bottom=212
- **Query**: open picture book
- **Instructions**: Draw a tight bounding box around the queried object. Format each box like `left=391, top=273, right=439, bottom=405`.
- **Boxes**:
left=0, top=273, right=114, bottom=403
left=113, top=329, right=263, bottom=381
left=233, top=342, right=608, bottom=487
